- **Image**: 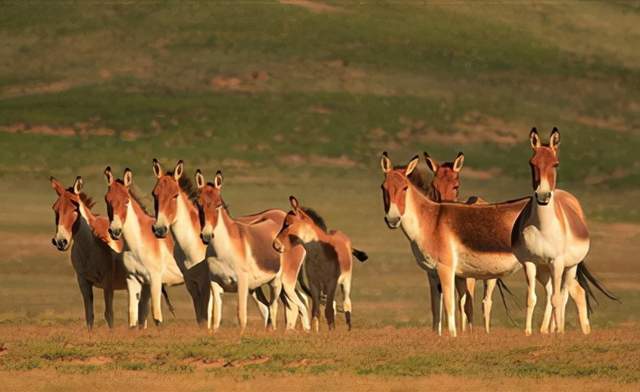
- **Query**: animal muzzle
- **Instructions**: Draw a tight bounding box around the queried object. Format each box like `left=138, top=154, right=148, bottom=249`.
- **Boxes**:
left=108, top=227, right=122, bottom=240
left=535, top=191, right=552, bottom=206
left=52, top=237, right=70, bottom=251
left=152, top=224, right=168, bottom=238
left=384, top=215, right=401, bottom=229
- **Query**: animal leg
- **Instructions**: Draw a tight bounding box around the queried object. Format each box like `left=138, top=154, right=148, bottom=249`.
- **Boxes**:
left=210, top=282, right=224, bottom=331
left=310, top=284, right=321, bottom=333
left=437, top=265, right=457, bottom=337
left=341, top=277, right=353, bottom=331
left=551, top=260, right=565, bottom=334
left=77, top=276, right=94, bottom=330
left=524, top=261, right=538, bottom=336
left=138, top=283, right=151, bottom=329
left=268, top=279, right=282, bottom=330
left=427, top=269, right=442, bottom=335
left=237, top=274, right=249, bottom=333
left=455, top=277, right=468, bottom=332
left=482, top=279, right=496, bottom=333
left=103, top=287, right=114, bottom=329
left=568, top=270, right=590, bottom=334
left=535, top=268, right=553, bottom=334
left=126, top=276, right=142, bottom=328
left=324, top=279, right=338, bottom=330
left=465, top=278, right=475, bottom=330
left=150, top=275, right=163, bottom=326
left=250, top=289, right=270, bottom=328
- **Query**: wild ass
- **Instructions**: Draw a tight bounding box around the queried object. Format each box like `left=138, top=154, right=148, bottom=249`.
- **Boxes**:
left=196, top=170, right=311, bottom=332
left=151, top=159, right=271, bottom=330
left=513, top=128, right=618, bottom=334
left=50, top=176, right=127, bottom=329
left=104, top=167, right=185, bottom=327
left=422, top=152, right=505, bottom=333
left=273, top=196, right=368, bottom=331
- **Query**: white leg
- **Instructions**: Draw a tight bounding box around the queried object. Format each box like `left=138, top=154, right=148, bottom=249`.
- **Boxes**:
left=341, top=277, right=353, bottom=331
left=524, top=261, right=537, bottom=336
left=237, top=274, right=249, bottom=333
left=482, top=279, right=496, bottom=334
left=551, top=260, right=565, bottom=334
left=210, top=282, right=223, bottom=331
left=150, top=275, right=163, bottom=326
left=126, top=277, right=142, bottom=328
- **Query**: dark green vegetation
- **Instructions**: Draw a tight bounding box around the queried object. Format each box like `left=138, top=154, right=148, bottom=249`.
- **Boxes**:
left=0, top=2, right=639, bottom=390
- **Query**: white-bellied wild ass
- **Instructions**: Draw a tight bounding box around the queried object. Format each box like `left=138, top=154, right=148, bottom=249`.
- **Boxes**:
left=196, top=170, right=311, bottom=332
left=422, top=152, right=511, bottom=334
left=50, top=176, right=127, bottom=329
left=273, top=196, right=368, bottom=331
left=104, top=167, right=185, bottom=327
left=513, top=128, right=618, bottom=335
left=151, top=159, right=271, bottom=330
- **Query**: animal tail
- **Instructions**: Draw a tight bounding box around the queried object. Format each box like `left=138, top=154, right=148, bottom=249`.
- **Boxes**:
left=496, top=279, right=519, bottom=327
left=352, top=248, right=368, bottom=262
left=576, top=262, right=620, bottom=317
left=161, top=284, right=176, bottom=318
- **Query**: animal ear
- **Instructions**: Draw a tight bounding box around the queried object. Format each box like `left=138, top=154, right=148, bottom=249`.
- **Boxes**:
left=152, top=158, right=163, bottom=178
left=550, top=127, right=560, bottom=150
left=405, top=155, right=419, bottom=176
left=104, top=167, right=114, bottom=186
left=453, top=152, right=465, bottom=173
left=195, top=170, right=205, bottom=189
left=73, top=176, right=84, bottom=195
left=214, top=171, right=223, bottom=189
left=174, top=160, right=184, bottom=180
left=423, top=152, right=439, bottom=173
left=289, top=195, right=300, bottom=212
left=380, top=152, right=392, bottom=173
left=50, top=176, right=65, bottom=195
left=530, top=127, right=541, bottom=149
left=123, top=168, right=133, bottom=187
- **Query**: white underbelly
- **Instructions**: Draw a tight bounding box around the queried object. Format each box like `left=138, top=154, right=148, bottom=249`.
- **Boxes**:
left=455, top=250, right=521, bottom=279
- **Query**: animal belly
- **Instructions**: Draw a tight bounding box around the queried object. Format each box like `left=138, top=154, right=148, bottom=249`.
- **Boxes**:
left=521, top=226, right=563, bottom=263
left=208, top=257, right=238, bottom=291
left=456, top=250, right=521, bottom=279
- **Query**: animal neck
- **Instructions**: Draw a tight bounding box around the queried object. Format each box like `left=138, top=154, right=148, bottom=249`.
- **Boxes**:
left=401, top=183, right=439, bottom=243
left=121, top=198, right=150, bottom=253
left=72, top=212, right=94, bottom=245
left=212, top=207, right=243, bottom=261
left=531, top=192, right=559, bottom=230
left=170, top=192, right=206, bottom=264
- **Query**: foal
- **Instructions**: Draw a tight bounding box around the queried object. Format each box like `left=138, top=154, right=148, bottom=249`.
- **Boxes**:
left=50, top=176, right=126, bottom=329
left=104, top=167, right=185, bottom=327
left=273, top=196, right=368, bottom=331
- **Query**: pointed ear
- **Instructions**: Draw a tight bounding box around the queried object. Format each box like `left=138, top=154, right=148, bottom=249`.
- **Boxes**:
left=214, top=171, right=223, bottom=189
left=289, top=195, right=300, bottom=212
left=380, top=152, right=392, bottom=173
left=104, top=167, right=114, bottom=186
left=423, top=152, right=439, bottom=173
left=152, top=158, right=163, bottom=179
left=405, top=155, right=419, bottom=176
left=123, top=168, right=133, bottom=187
left=550, top=127, right=560, bottom=150
left=50, top=176, right=65, bottom=195
left=530, top=127, right=541, bottom=149
left=195, top=170, right=205, bottom=189
left=72, top=176, right=84, bottom=195
left=453, top=152, right=465, bottom=173
left=174, top=160, right=184, bottom=180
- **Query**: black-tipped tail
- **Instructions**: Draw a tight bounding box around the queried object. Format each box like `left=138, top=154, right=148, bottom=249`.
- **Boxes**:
left=161, top=284, right=176, bottom=318
left=576, top=262, right=620, bottom=317
left=352, top=248, right=368, bottom=262
left=496, top=278, right=520, bottom=327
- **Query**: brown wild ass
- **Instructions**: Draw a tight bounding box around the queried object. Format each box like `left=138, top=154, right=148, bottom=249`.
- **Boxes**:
left=196, top=170, right=311, bottom=332
left=273, top=196, right=368, bottom=331
left=50, top=176, right=127, bottom=329
left=151, top=159, right=271, bottom=330
left=513, top=128, right=618, bottom=334
left=423, top=152, right=503, bottom=333
left=104, top=167, right=185, bottom=327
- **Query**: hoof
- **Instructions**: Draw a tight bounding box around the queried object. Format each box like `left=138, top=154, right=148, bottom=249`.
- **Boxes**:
left=345, top=311, right=352, bottom=331
left=154, top=319, right=162, bottom=327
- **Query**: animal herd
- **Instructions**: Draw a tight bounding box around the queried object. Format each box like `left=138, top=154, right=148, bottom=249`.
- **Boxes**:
left=50, top=127, right=617, bottom=337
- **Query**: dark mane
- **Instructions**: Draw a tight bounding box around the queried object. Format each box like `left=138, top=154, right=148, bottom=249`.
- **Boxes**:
left=394, top=164, right=431, bottom=195
left=301, top=207, right=328, bottom=232
left=166, top=171, right=199, bottom=205
left=117, top=179, right=152, bottom=215
left=66, top=187, right=95, bottom=209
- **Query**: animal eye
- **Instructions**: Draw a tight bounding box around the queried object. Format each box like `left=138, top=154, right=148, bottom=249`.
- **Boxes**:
left=402, top=186, right=408, bottom=192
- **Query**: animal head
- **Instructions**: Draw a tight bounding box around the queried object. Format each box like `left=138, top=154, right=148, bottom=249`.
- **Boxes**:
left=273, top=196, right=319, bottom=253
left=151, top=159, right=184, bottom=238
left=50, top=176, right=84, bottom=251
left=529, top=127, right=561, bottom=205
left=423, top=152, right=464, bottom=202
left=195, top=169, right=224, bottom=244
left=104, top=166, right=133, bottom=240
left=379, top=152, right=420, bottom=229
